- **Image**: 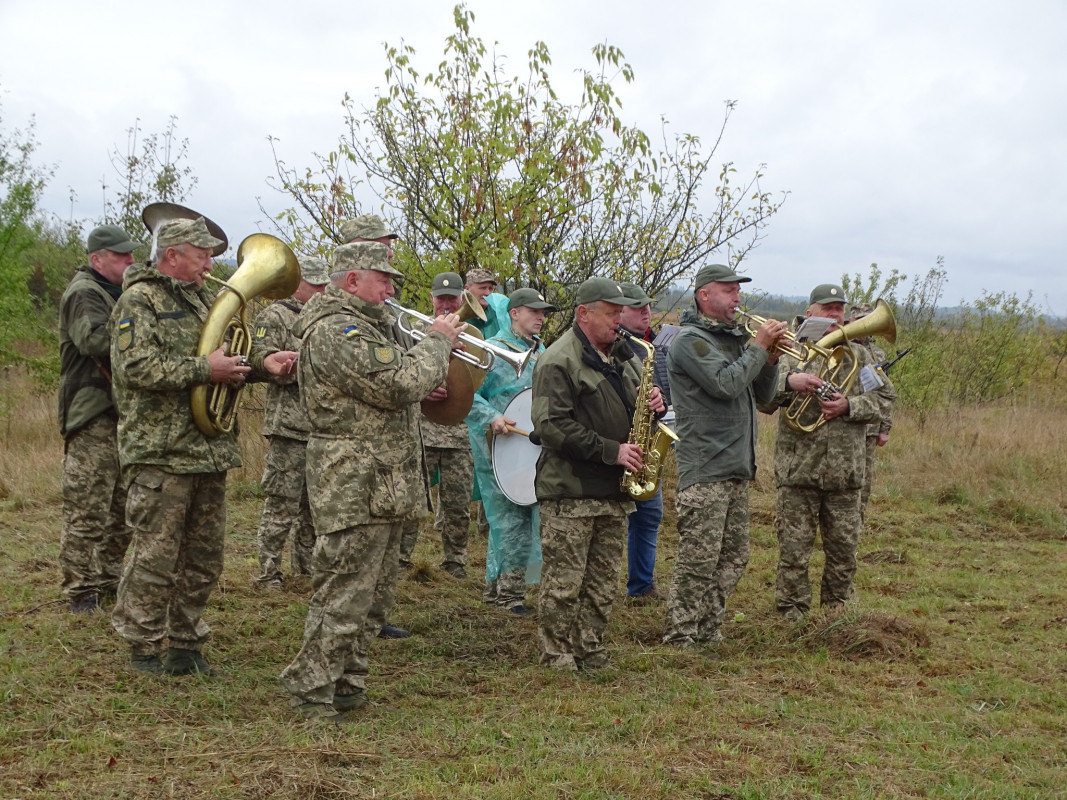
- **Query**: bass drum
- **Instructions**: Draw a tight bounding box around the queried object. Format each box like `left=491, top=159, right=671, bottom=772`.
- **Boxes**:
left=491, top=387, right=540, bottom=506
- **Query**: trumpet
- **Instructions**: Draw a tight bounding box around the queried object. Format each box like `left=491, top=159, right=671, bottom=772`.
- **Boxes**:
left=385, top=300, right=534, bottom=378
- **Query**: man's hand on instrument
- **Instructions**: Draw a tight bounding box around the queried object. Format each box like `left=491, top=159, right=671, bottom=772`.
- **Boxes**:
left=425, top=384, right=449, bottom=402
left=787, top=371, right=823, bottom=394
left=428, top=313, right=464, bottom=347
left=649, top=386, right=666, bottom=414
left=616, top=443, right=644, bottom=472
left=754, top=317, right=787, bottom=354
left=490, top=415, right=517, bottom=435
left=819, top=393, right=850, bottom=420
left=264, top=350, right=298, bottom=377
left=207, top=346, right=250, bottom=386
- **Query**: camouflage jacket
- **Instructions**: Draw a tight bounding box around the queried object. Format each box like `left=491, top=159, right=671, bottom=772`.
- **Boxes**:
left=251, top=298, right=310, bottom=440
left=109, top=262, right=242, bottom=479
left=531, top=324, right=641, bottom=501
left=854, top=337, right=893, bottom=437
left=667, top=308, right=779, bottom=491
left=765, top=341, right=896, bottom=491
left=294, top=284, right=451, bottom=533
left=58, top=266, right=122, bottom=439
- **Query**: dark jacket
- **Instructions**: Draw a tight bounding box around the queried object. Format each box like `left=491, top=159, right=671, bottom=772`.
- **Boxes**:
left=58, top=266, right=122, bottom=438
left=531, top=325, right=641, bottom=501
left=667, top=308, right=778, bottom=491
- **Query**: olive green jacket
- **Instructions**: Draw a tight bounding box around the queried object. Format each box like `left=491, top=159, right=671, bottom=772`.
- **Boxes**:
left=58, top=266, right=122, bottom=439
left=294, top=285, right=451, bottom=534
left=531, top=325, right=641, bottom=501
left=109, top=262, right=241, bottom=480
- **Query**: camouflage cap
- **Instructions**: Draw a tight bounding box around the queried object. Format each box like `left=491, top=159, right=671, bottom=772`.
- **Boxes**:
left=155, top=217, right=225, bottom=252
left=849, top=301, right=874, bottom=320
left=431, top=271, right=464, bottom=297
left=620, top=282, right=653, bottom=307
left=465, top=268, right=497, bottom=286
left=694, top=263, right=751, bottom=288
left=508, top=287, right=557, bottom=311
left=340, top=214, right=398, bottom=242
left=575, top=277, right=641, bottom=307
left=298, top=256, right=330, bottom=286
left=87, top=224, right=140, bottom=254
left=809, top=283, right=848, bottom=305
left=332, top=241, right=403, bottom=278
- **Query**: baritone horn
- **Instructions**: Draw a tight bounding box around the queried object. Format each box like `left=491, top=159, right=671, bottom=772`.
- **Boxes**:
left=190, top=234, right=301, bottom=437
left=784, top=298, right=897, bottom=433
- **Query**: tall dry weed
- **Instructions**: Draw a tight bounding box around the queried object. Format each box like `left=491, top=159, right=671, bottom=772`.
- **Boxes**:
left=0, top=369, right=63, bottom=504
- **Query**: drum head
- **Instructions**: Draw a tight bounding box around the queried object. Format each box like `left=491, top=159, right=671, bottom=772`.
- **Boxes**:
left=492, top=387, right=540, bottom=506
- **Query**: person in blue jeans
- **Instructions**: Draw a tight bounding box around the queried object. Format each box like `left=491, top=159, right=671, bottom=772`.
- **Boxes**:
left=618, top=283, right=669, bottom=602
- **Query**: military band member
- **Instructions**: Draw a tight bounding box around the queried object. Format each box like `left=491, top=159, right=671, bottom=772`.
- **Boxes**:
left=848, top=302, right=895, bottom=525
left=278, top=242, right=463, bottom=721
left=465, top=287, right=555, bottom=615
left=251, top=257, right=330, bottom=589
left=531, top=277, right=664, bottom=671
left=58, top=225, right=140, bottom=613
left=109, top=216, right=296, bottom=676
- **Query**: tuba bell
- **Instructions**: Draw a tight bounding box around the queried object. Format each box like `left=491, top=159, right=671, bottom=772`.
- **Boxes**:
left=784, top=298, right=896, bottom=433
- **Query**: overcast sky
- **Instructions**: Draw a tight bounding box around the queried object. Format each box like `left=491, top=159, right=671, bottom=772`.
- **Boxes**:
left=2, top=0, right=1065, bottom=314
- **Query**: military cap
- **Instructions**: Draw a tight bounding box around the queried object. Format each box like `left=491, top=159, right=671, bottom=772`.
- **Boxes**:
left=156, top=217, right=225, bottom=252
left=431, top=272, right=464, bottom=297
left=849, top=301, right=874, bottom=320
left=465, top=268, right=497, bottom=286
left=333, top=241, right=403, bottom=278
left=340, top=214, right=398, bottom=242
left=620, top=282, right=653, bottom=307
left=809, top=283, right=848, bottom=305
left=298, top=256, right=330, bottom=286
left=508, top=287, right=557, bottom=311
left=694, top=263, right=751, bottom=288
left=574, top=277, right=641, bottom=307
left=87, top=224, right=140, bottom=254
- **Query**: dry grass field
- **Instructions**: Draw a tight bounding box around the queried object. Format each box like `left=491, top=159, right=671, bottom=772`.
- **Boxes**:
left=1, top=370, right=1065, bottom=799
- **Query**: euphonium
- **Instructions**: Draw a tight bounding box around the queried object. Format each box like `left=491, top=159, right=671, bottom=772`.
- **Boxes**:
left=619, top=331, right=679, bottom=501
left=784, top=298, right=897, bottom=433
left=190, top=234, right=301, bottom=437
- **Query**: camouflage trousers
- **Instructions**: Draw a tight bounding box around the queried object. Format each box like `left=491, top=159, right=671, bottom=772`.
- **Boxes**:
left=399, top=445, right=472, bottom=570
left=859, top=436, right=878, bottom=527
left=255, top=436, right=314, bottom=585
left=111, top=468, right=227, bottom=656
left=538, top=498, right=632, bottom=671
left=774, top=485, right=862, bottom=616
left=663, top=480, right=751, bottom=646
left=60, top=414, right=131, bottom=599
left=279, top=520, right=403, bottom=703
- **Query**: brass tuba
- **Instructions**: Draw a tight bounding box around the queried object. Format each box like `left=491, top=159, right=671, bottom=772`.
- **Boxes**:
left=619, top=331, right=679, bottom=501
left=784, top=298, right=897, bottom=433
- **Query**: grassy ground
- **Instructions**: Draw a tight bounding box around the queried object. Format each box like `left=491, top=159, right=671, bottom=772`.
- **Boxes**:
left=1, top=376, right=1065, bottom=799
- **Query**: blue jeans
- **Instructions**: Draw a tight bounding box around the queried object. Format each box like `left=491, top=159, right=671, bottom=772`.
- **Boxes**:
left=626, top=488, right=663, bottom=596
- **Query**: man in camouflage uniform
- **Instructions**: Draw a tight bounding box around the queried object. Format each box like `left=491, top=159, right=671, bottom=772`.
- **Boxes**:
left=531, top=277, right=664, bottom=672
left=662, top=264, right=785, bottom=648
left=109, top=216, right=297, bottom=676
left=763, top=284, right=897, bottom=622
left=278, top=242, right=462, bottom=721
left=399, top=271, right=475, bottom=577
left=57, top=225, right=140, bottom=613
left=848, top=302, right=895, bottom=525
left=251, top=257, right=330, bottom=589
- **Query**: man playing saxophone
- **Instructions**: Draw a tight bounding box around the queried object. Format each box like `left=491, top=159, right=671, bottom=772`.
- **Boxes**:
left=531, top=277, right=664, bottom=672
left=662, top=264, right=785, bottom=650
left=109, top=216, right=296, bottom=677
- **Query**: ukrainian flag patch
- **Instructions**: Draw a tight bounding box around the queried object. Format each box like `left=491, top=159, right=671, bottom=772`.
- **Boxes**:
left=117, top=319, right=134, bottom=352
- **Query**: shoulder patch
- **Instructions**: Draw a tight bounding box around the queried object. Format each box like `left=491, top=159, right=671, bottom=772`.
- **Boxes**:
left=255, top=325, right=268, bottom=339
left=370, top=343, right=398, bottom=365
left=117, top=319, right=134, bottom=352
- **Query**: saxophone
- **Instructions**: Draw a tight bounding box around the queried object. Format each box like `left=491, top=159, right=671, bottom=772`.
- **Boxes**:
left=619, top=331, right=680, bottom=501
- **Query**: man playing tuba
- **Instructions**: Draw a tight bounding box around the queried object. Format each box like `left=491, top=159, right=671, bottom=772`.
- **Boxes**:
left=109, top=215, right=297, bottom=678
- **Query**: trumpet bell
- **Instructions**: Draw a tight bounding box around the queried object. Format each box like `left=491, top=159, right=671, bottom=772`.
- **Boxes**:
left=816, top=298, right=896, bottom=350
left=457, top=289, right=488, bottom=323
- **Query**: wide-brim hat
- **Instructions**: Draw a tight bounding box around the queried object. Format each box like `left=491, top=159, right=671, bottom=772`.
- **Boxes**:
left=142, top=202, right=228, bottom=256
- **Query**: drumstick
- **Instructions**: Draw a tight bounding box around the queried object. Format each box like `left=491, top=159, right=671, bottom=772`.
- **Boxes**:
left=505, top=424, right=530, bottom=437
